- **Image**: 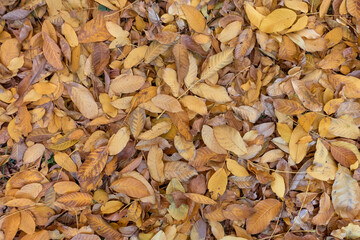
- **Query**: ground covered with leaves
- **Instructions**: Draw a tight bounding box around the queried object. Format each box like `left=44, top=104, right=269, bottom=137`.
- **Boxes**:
left=0, top=0, right=360, bottom=239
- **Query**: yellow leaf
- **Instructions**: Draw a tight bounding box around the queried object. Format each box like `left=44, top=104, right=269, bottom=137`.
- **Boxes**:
left=53, top=181, right=80, bottom=195
left=286, top=15, right=308, bottom=33
left=61, top=22, right=78, bottom=47
left=181, top=5, right=206, bottom=32
left=284, top=0, right=308, bottom=13
left=124, top=45, right=148, bottom=69
left=244, top=2, right=265, bottom=28
left=5, top=198, right=35, bottom=207
left=180, top=95, right=207, bottom=115
left=208, top=168, right=227, bottom=200
left=19, top=211, right=35, bottom=235
left=226, top=159, right=249, bottom=177
left=101, top=200, right=124, bottom=214
left=259, top=8, right=297, bottom=33
left=93, top=189, right=109, bottom=205
left=270, top=172, right=285, bottom=199
left=185, top=193, right=217, bottom=204
left=99, top=93, right=118, bottom=118
left=307, top=139, right=337, bottom=181
left=289, top=125, right=309, bottom=163
left=105, top=21, right=129, bottom=38
left=54, top=152, right=78, bottom=173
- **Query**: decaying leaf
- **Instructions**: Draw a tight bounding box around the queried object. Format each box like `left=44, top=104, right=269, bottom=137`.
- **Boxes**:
left=1, top=0, right=360, bottom=238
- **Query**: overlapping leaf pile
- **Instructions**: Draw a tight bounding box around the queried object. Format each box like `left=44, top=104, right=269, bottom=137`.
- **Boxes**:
left=0, top=0, right=360, bottom=239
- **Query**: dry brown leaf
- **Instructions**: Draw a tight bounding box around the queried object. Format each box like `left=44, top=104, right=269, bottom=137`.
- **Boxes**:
left=147, top=145, right=165, bottom=183
left=213, top=125, right=247, bottom=156
left=43, top=32, right=63, bottom=70
left=246, top=199, right=282, bottom=234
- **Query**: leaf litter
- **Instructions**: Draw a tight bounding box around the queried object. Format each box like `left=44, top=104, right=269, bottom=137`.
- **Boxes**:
left=0, top=0, right=360, bottom=239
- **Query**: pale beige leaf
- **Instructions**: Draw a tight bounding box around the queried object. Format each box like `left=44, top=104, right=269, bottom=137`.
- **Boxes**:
left=191, top=83, right=232, bottom=103
left=180, top=95, right=207, bottom=115
left=129, top=107, right=146, bottom=138
left=162, top=67, right=180, bottom=97
left=105, top=22, right=129, bottom=38
left=68, top=83, right=99, bottom=119
left=164, top=161, right=198, bottom=181
left=144, top=41, right=171, bottom=64
left=174, top=135, right=195, bottom=161
left=54, top=152, right=78, bottom=172
left=270, top=172, right=285, bottom=199
left=332, top=166, right=360, bottom=219
left=110, top=74, right=146, bottom=94
left=213, top=125, right=247, bottom=156
left=108, top=127, right=130, bottom=155
left=184, top=53, right=198, bottom=88
left=23, top=144, right=45, bottom=164
left=291, top=79, right=323, bottom=112
left=260, top=149, right=285, bottom=163
left=15, top=183, right=42, bottom=199
left=327, top=117, right=360, bottom=139
left=138, top=121, right=172, bottom=140
left=151, top=94, right=182, bottom=112
left=201, top=48, right=234, bottom=80
left=201, top=125, right=227, bottom=154
left=218, top=21, right=242, bottom=43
